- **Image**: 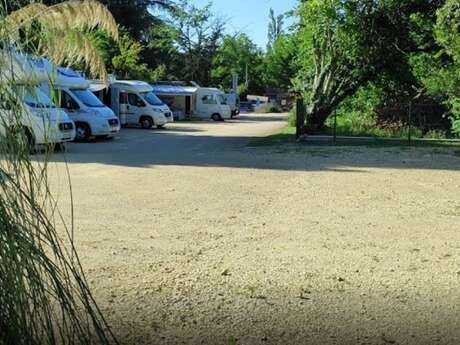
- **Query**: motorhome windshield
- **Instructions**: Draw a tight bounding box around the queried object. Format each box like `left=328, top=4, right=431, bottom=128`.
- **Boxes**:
left=218, top=94, right=227, bottom=105
left=14, top=86, right=55, bottom=108
left=141, top=92, right=164, bottom=106
left=72, top=89, right=105, bottom=108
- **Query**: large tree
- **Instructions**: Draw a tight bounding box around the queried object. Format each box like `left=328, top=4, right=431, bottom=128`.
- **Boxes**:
left=211, top=33, right=265, bottom=94
left=296, top=0, right=443, bottom=132
left=264, top=34, right=298, bottom=92
left=410, top=0, right=460, bottom=135
left=164, top=0, right=225, bottom=85
left=267, top=8, right=285, bottom=49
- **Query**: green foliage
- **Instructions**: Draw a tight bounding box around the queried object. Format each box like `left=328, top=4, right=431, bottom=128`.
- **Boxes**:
left=264, top=34, right=298, bottom=91
left=143, top=21, right=182, bottom=80
left=267, top=8, right=285, bottom=49
left=27, top=0, right=172, bottom=41
left=164, top=0, right=225, bottom=85
left=436, top=0, right=460, bottom=61
left=295, top=0, right=442, bottom=131
left=288, top=107, right=296, bottom=127
left=87, top=29, right=165, bottom=81
left=211, top=34, right=265, bottom=93
left=433, top=0, right=460, bottom=136
left=112, top=32, right=155, bottom=80
left=237, top=84, right=249, bottom=99
left=408, top=0, right=460, bottom=137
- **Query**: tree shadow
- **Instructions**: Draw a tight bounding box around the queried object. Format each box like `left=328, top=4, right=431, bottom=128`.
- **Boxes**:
left=45, top=126, right=460, bottom=173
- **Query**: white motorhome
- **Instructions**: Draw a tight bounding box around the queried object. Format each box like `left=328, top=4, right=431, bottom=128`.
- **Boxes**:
left=41, top=67, right=120, bottom=141
left=195, top=88, right=232, bottom=121
left=0, top=53, right=76, bottom=149
left=93, top=81, right=173, bottom=129
left=151, top=84, right=232, bottom=121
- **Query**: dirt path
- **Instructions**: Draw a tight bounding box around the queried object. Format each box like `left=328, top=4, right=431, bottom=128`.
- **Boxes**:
left=47, top=114, right=460, bottom=345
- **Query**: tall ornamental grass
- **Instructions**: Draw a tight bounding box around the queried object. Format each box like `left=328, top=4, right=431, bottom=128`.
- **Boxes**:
left=1, top=1, right=118, bottom=344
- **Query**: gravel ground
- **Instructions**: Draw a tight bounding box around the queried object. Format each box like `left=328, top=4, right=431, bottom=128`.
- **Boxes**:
left=47, top=114, right=460, bottom=345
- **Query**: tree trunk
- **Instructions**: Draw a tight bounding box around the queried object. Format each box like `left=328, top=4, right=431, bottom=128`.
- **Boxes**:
left=304, top=105, right=333, bottom=133
left=303, top=76, right=361, bottom=134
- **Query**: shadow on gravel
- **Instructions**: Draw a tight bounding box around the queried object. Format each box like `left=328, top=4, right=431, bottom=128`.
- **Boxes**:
left=102, top=297, right=460, bottom=345
left=229, top=114, right=288, bottom=123
left=44, top=115, right=460, bottom=172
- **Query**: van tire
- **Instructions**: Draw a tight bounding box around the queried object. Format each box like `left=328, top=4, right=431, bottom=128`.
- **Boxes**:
left=54, top=143, right=67, bottom=152
left=24, top=127, right=35, bottom=152
left=140, top=116, right=154, bottom=129
left=22, top=127, right=35, bottom=153
left=211, top=113, right=222, bottom=122
left=75, top=123, right=91, bottom=141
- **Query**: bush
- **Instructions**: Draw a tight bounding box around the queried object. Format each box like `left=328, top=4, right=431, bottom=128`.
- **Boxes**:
left=288, top=107, right=296, bottom=127
left=424, top=129, right=448, bottom=139
left=255, top=104, right=280, bottom=113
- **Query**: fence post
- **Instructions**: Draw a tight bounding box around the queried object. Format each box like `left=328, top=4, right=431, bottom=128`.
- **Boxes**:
left=333, top=110, right=337, bottom=145
left=296, top=97, right=304, bottom=140
left=408, top=100, right=412, bottom=145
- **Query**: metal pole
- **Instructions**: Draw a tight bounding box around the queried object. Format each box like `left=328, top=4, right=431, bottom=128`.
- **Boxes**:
left=296, top=98, right=303, bottom=140
left=333, top=110, right=337, bottom=145
left=408, top=100, right=412, bottom=145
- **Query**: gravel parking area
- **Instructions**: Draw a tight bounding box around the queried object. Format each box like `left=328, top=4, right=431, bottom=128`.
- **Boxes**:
left=47, top=114, right=460, bottom=345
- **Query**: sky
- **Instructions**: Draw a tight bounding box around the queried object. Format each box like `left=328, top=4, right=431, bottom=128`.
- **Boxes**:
left=191, top=0, right=298, bottom=49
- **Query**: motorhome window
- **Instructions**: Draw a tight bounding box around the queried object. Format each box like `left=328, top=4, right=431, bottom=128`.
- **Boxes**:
left=14, top=86, right=55, bottom=109
left=218, top=95, right=227, bottom=105
left=128, top=93, right=145, bottom=107
left=119, top=93, right=128, bottom=105
left=141, top=92, right=164, bottom=106
left=60, top=91, right=79, bottom=110
left=102, top=88, right=111, bottom=106
left=72, top=89, right=105, bottom=108
left=202, top=95, right=217, bottom=105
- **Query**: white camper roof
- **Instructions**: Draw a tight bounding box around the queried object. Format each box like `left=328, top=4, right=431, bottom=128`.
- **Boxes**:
left=197, top=87, right=225, bottom=94
left=0, top=52, right=52, bottom=84
left=89, top=80, right=107, bottom=92
left=151, top=84, right=198, bottom=96
left=112, top=80, right=153, bottom=93
left=54, top=67, right=90, bottom=89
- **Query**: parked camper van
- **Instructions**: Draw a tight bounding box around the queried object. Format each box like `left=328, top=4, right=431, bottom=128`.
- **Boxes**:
left=0, top=53, right=75, bottom=148
left=94, top=81, right=173, bottom=129
left=41, top=67, right=120, bottom=141
left=195, top=88, right=231, bottom=121
left=150, top=83, right=231, bottom=122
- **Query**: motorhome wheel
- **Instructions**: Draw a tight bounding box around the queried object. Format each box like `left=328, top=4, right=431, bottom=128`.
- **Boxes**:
left=54, top=143, right=67, bottom=152
left=75, top=123, right=91, bottom=141
left=211, top=113, right=222, bottom=121
left=140, top=116, right=154, bottom=129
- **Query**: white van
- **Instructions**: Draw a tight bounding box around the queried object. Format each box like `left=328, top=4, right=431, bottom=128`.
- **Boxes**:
left=95, top=81, right=173, bottom=129
left=42, top=68, right=120, bottom=141
left=195, top=88, right=231, bottom=121
left=150, top=83, right=233, bottom=121
left=0, top=53, right=75, bottom=149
